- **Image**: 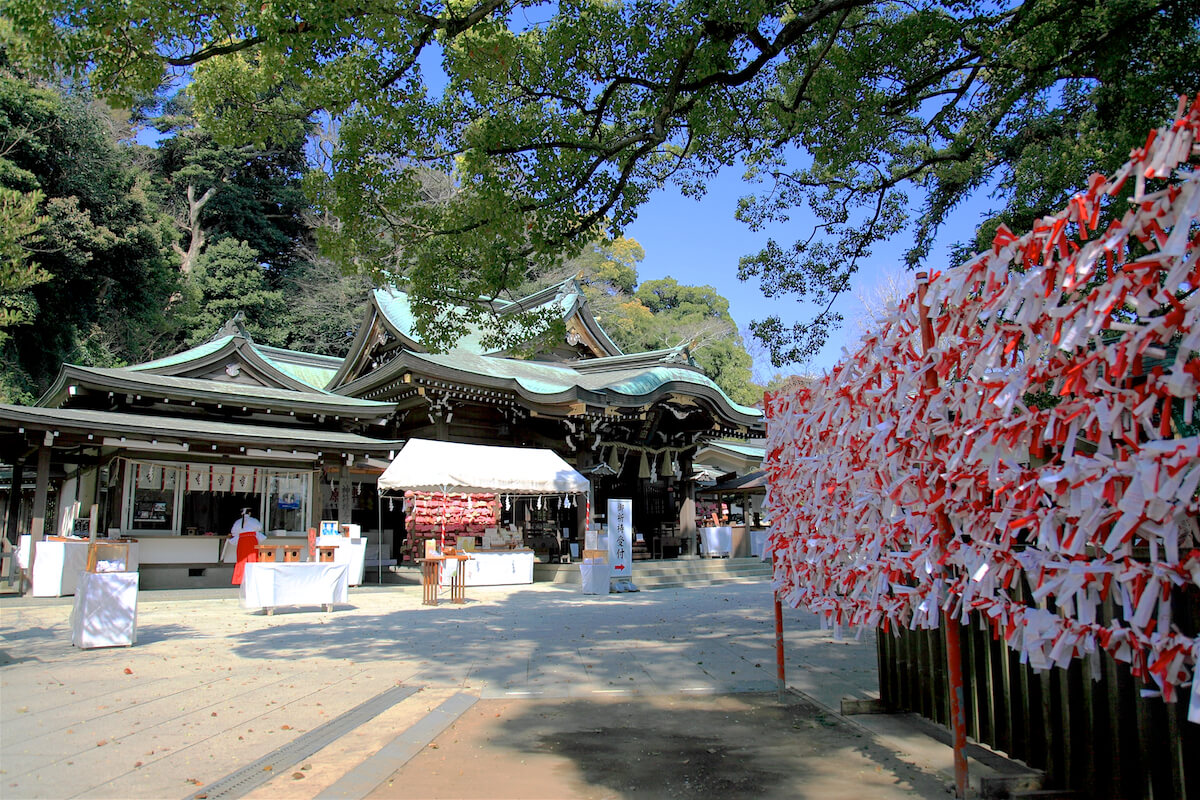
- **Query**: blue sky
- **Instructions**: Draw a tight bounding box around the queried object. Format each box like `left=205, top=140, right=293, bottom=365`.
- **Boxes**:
left=624, top=165, right=993, bottom=380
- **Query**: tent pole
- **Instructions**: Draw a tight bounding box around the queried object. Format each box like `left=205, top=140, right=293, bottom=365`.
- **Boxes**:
left=377, top=489, right=383, bottom=585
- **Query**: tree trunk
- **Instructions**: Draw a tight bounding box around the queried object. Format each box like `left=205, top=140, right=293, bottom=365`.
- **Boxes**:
left=173, top=184, right=216, bottom=274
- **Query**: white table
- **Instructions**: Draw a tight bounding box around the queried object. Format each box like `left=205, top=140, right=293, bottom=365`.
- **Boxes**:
left=240, top=562, right=349, bottom=614
left=32, top=540, right=90, bottom=596
left=71, top=571, right=138, bottom=648
left=699, top=527, right=733, bottom=558
left=440, top=550, right=535, bottom=587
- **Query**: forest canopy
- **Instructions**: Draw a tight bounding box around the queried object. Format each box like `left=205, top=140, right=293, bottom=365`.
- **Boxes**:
left=3, top=0, right=1196, bottom=368
left=0, top=60, right=761, bottom=404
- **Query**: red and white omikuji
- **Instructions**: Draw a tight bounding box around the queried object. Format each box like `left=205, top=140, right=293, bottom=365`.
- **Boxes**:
left=765, top=95, right=1200, bottom=713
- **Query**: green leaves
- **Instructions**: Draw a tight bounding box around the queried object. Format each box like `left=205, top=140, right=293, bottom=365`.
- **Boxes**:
left=0, top=187, right=50, bottom=336
left=10, top=0, right=1196, bottom=368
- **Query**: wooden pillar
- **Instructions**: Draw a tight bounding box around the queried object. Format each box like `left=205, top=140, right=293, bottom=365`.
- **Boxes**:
left=677, top=452, right=697, bottom=555
left=310, top=461, right=326, bottom=531
left=4, top=458, right=23, bottom=546
left=24, top=446, right=52, bottom=594
left=337, top=462, right=351, bottom=527
left=30, top=446, right=51, bottom=541
left=575, top=451, right=592, bottom=544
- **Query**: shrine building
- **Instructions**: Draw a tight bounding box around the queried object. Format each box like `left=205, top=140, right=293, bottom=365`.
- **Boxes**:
left=0, top=277, right=764, bottom=588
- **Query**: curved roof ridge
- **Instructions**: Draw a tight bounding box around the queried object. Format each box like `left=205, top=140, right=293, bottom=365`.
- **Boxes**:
left=569, top=342, right=697, bottom=373
left=341, top=349, right=762, bottom=425
left=127, top=335, right=236, bottom=372
left=40, top=364, right=396, bottom=411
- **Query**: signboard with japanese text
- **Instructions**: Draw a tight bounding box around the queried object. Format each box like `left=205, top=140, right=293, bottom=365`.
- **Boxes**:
left=607, top=498, right=632, bottom=576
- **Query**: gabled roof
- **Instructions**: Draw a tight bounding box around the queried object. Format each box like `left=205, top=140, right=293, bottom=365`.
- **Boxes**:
left=127, top=314, right=337, bottom=392
left=339, top=349, right=764, bottom=427
left=38, top=365, right=395, bottom=419
left=378, top=276, right=621, bottom=356
left=329, top=276, right=624, bottom=390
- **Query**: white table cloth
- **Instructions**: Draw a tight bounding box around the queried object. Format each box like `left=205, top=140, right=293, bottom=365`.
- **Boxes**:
left=32, top=540, right=90, bottom=597
left=699, top=527, right=733, bottom=558
left=579, top=563, right=611, bottom=595
left=240, top=562, right=349, bottom=612
left=440, top=551, right=535, bottom=587
left=71, top=571, right=138, bottom=648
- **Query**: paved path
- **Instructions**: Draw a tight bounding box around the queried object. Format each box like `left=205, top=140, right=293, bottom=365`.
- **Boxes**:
left=0, top=581, right=995, bottom=799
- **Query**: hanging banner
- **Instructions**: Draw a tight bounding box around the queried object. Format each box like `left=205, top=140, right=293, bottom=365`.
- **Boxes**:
left=607, top=498, right=633, bottom=575
left=210, top=465, right=233, bottom=493
left=232, top=466, right=259, bottom=494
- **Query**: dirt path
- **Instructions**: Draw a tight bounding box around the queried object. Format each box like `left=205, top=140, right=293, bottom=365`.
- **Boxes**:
left=367, top=692, right=953, bottom=800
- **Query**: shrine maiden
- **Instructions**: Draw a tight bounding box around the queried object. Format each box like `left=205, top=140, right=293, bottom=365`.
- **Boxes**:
left=229, top=508, right=263, bottom=586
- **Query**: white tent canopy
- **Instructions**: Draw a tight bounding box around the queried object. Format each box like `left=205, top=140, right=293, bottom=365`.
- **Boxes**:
left=377, top=438, right=590, bottom=495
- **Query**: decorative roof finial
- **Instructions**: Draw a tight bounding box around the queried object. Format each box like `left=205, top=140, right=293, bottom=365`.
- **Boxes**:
left=210, top=310, right=251, bottom=343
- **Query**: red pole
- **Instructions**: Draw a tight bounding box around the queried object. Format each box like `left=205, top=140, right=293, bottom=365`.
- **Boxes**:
left=773, top=552, right=786, bottom=702
left=917, top=272, right=969, bottom=799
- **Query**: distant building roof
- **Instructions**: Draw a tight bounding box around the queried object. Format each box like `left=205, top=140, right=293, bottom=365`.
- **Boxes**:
left=0, top=404, right=403, bottom=454
left=702, top=440, right=766, bottom=459
left=39, top=365, right=395, bottom=418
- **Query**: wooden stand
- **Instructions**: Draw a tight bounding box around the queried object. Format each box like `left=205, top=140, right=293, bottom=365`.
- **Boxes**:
left=85, top=540, right=134, bottom=572
left=419, top=553, right=471, bottom=605
left=256, top=544, right=280, bottom=562
left=318, top=545, right=338, bottom=562
left=420, top=559, right=439, bottom=605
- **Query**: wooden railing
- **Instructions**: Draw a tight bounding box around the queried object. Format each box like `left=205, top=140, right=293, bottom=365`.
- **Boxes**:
left=877, top=582, right=1199, bottom=798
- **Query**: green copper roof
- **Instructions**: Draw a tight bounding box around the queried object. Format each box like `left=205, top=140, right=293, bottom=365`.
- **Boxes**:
left=406, top=351, right=763, bottom=420
left=45, top=365, right=395, bottom=414
left=373, top=288, right=518, bottom=355
left=128, top=335, right=339, bottom=392
left=257, top=346, right=341, bottom=390
left=128, top=336, right=235, bottom=371
left=372, top=278, right=615, bottom=356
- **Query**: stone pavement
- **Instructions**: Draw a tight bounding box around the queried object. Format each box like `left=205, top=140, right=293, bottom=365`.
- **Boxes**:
left=0, top=580, right=1025, bottom=799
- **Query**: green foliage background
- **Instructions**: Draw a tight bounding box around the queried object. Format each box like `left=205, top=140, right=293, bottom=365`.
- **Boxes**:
left=0, top=65, right=763, bottom=405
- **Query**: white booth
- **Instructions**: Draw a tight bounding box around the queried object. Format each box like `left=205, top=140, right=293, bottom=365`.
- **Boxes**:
left=32, top=538, right=141, bottom=597
left=378, top=439, right=590, bottom=588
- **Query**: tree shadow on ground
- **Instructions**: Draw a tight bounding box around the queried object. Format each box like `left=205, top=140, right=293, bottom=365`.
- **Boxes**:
left=386, top=691, right=952, bottom=800
left=222, top=584, right=876, bottom=697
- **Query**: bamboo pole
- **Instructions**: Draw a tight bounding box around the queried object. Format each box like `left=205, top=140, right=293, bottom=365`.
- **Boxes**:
left=774, top=551, right=786, bottom=702
left=916, top=272, right=969, bottom=798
